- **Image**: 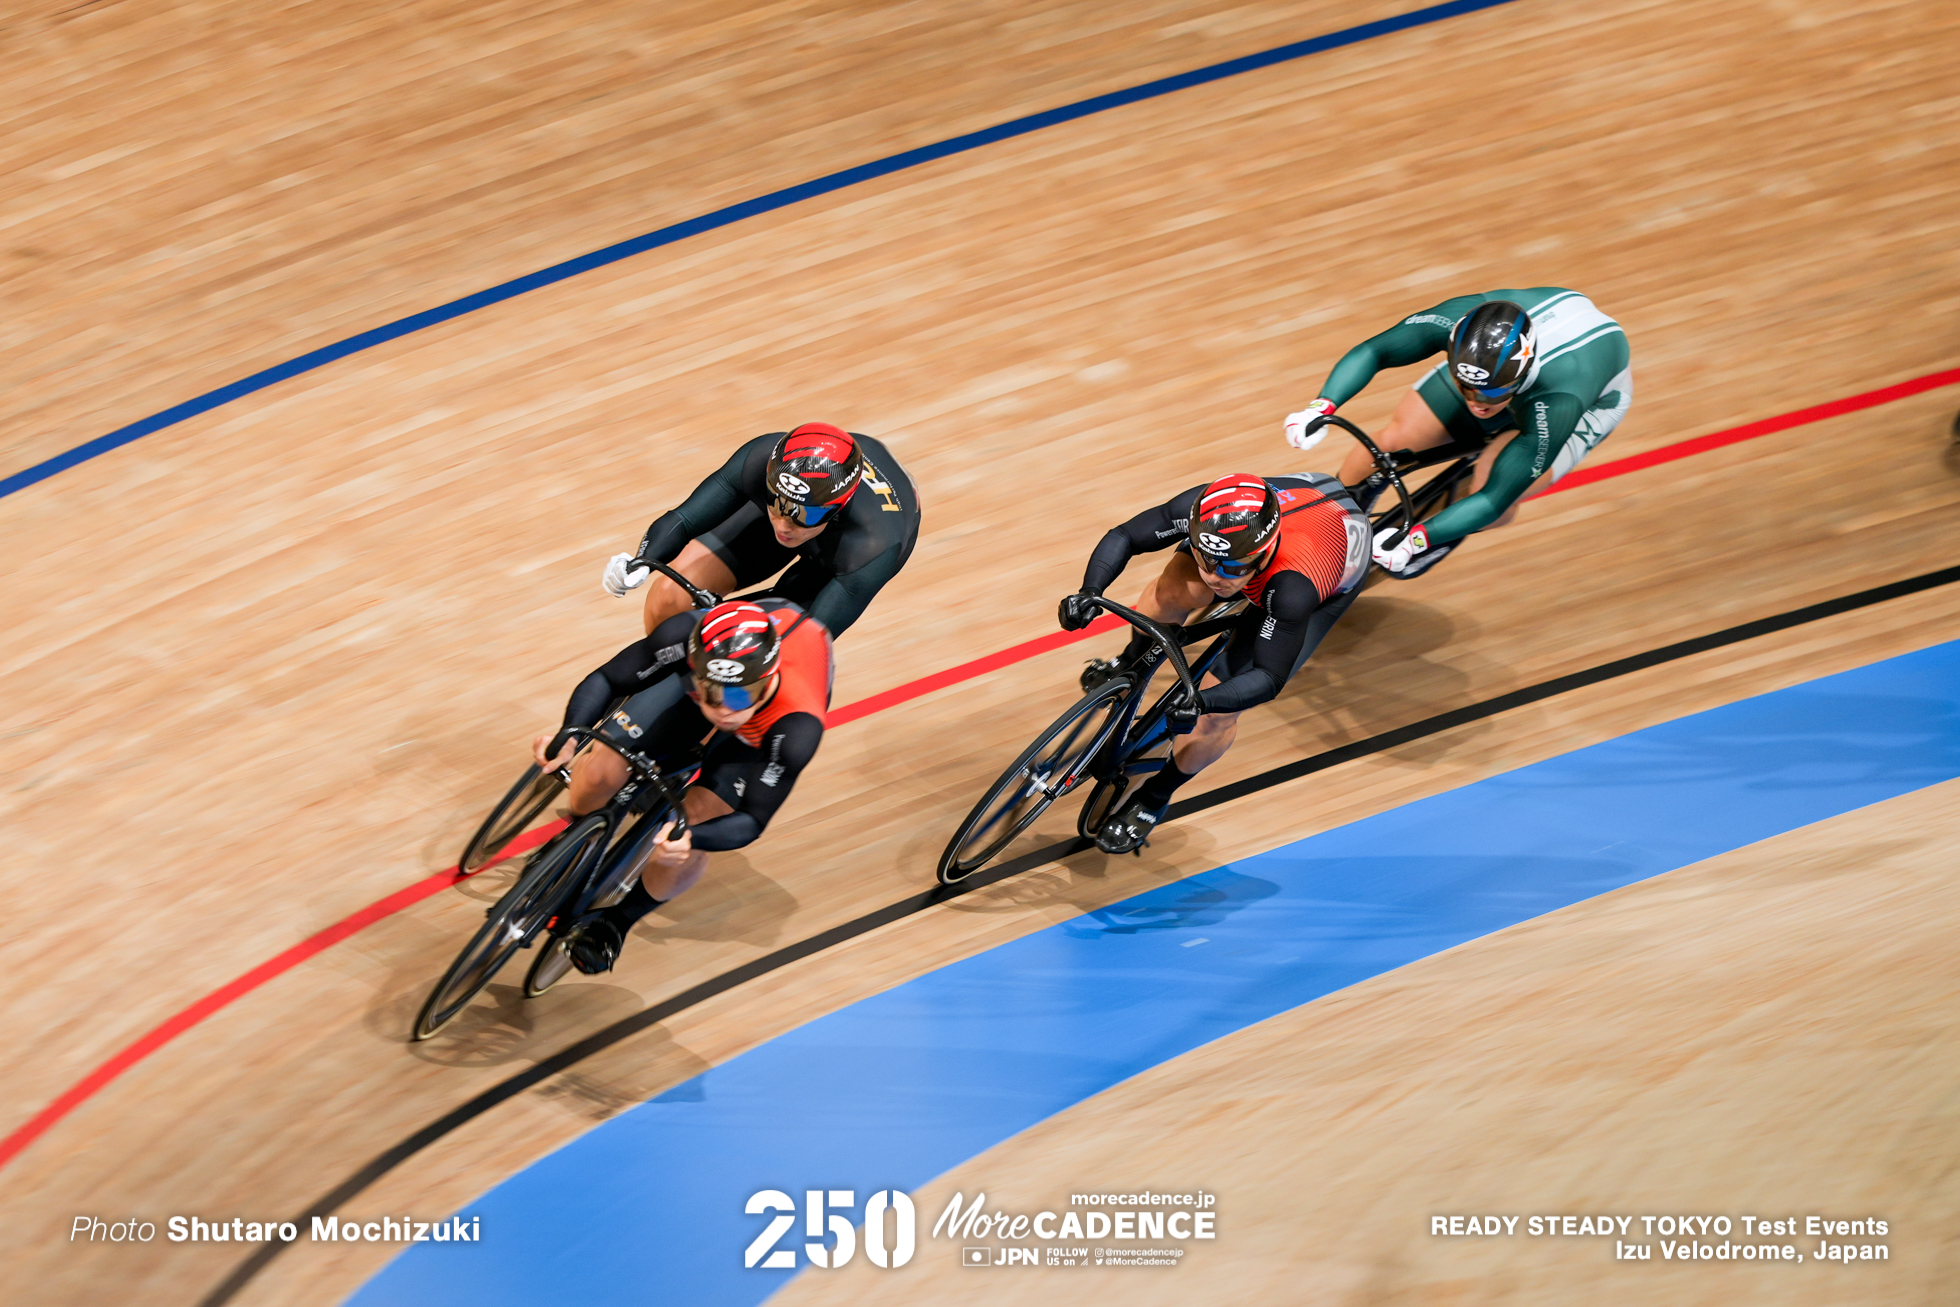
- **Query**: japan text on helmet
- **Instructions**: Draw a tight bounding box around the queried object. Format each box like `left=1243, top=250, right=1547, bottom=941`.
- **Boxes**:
left=1188, top=475, right=1281, bottom=579
left=766, top=423, right=865, bottom=526
left=686, top=601, right=781, bottom=710
left=1447, top=301, right=1537, bottom=403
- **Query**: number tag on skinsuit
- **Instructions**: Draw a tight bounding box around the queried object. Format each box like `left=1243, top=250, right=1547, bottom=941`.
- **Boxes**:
left=1339, top=515, right=1370, bottom=592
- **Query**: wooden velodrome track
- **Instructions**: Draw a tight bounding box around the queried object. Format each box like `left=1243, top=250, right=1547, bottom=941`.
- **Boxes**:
left=1, top=0, right=1956, bottom=1303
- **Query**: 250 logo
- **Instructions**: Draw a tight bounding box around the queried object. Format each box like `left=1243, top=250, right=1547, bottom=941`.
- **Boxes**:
left=744, top=1189, right=917, bottom=1269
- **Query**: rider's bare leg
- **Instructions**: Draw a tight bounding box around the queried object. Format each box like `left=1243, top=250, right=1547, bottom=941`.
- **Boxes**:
left=1335, top=387, right=1452, bottom=485
left=1130, top=557, right=1241, bottom=776
left=566, top=743, right=629, bottom=815
left=1171, top=679, right=1239, bottom=775
left=1134, top=550, right=1215, bottom=626
left=641, top=540, right=739, bottom=635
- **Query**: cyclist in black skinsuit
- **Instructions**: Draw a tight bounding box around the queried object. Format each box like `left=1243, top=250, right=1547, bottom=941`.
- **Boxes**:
left=601, top=422, right=920, bottom=638
left=534, top=597, right=834, bottom=974
left=1059, top=472, right=1371, bottom=854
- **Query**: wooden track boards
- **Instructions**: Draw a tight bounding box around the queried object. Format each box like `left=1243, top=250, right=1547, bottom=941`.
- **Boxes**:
left=0, top=0, right=1955, bottom=1303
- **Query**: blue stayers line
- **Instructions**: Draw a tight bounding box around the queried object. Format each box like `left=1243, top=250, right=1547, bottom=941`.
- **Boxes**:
left=349, top=640, right=1960, bottom=1307
left=0, top=0, right=1523, bottom=502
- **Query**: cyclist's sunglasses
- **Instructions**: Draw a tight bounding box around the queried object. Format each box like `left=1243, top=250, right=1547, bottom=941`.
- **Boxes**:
left=771, top=493, right=841, bottom=527
left=1196, top=543, right=1272, bottom=580
left=1456, top=379, right=1519, bottom=406
left=688, top=674, right=771, bottom=712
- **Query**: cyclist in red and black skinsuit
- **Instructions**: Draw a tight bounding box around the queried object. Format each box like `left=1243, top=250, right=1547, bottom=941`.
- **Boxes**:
left=1058, top=472, right=1371, bottom=853
left=532, top=597, right=832, bottom=972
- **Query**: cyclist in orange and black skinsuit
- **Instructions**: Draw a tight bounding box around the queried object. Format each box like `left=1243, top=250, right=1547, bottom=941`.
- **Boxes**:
left=1058, top=472, right=1371, bottom=854
left=534, top=597, right=832, bottom=972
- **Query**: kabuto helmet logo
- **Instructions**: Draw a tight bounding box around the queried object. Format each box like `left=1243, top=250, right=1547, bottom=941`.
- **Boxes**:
left=1189, top=474, right=1280, bottom=569
left=1447, top=301, right=1537, bottom=396
left=689, top=600, right=782, bottom=691
left=766, top=424, right=864, bottom=517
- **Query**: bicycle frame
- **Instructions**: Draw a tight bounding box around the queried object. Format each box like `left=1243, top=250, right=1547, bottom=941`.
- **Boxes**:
left=1330, top=414, right=1483, bottom=549
left=1085, top=598, right=1242, bottom=786
left=546, top=727, right=698, bottom=927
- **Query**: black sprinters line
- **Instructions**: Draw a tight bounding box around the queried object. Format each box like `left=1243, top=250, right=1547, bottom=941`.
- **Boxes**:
left=202, top=562, right=1958, bottom=1305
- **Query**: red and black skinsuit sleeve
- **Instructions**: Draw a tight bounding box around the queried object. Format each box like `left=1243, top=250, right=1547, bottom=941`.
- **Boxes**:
left=687, top=712, right=825, bottom=852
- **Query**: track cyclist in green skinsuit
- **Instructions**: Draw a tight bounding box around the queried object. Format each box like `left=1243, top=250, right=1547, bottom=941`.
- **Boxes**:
left=1282, top=288, right=1631, bottom=578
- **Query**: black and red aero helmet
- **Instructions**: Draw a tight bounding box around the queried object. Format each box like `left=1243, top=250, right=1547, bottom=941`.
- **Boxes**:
left=1447, top=301, right=1537, bottom=402
left=687, top=601, right=781, bottom=699
left=1188, top=474, right=1280, bottom=577
left=766, top=423, right=864, bottom=525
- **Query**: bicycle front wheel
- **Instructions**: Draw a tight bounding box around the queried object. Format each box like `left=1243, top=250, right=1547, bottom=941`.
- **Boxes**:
left=413, top=813, right=610, bottom=1040
left=937, top=679, right=1131, bottom=885
left=459, top=763, right=566, bottom=873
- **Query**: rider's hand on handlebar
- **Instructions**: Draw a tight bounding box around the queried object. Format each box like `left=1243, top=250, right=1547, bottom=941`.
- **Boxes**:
left=1372, top=523, right=1431, bottom=574
left=533, top=730, right=579, bottom=771
left=1165, top=690, right=1205, bottom=735
left=1057, top=588, right=1102, bottom=632
left=647, top=818, right=695, bottom=867
left=1284, top=398, right=1337, bottom=451
left=602, top=552, right=652, bottom=597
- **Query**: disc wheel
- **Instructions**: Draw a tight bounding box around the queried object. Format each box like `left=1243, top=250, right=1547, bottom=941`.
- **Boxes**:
left=1076, top=773, right=1130, bottom=840
left=938, top=679, right=1131, bottom=885
left=413, top=813, right=609, bottom=1040
left=523, top=933, right=577, bottom=998
left=459, top=763, right=566, bottom=873
left=522, top=803, right=673, bottom=1000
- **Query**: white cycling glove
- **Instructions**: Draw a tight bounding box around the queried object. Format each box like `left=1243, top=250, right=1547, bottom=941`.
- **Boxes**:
left=1284, top=398, right=1338, bottom=451
left=1372, top=524, right=1430, bottom=574
left=601, top=552, right=651, bottom=597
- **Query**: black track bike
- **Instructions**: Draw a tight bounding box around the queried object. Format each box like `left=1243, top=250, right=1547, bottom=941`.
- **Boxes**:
left=936, top=594, right=1237, bottom=884
left=413, top=558, right=721, bottom=1041
left=935, top=419, right=1470, bottom=884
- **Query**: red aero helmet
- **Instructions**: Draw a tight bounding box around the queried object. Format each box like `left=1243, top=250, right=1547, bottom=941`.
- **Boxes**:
left=1188, top=474, right=1280, bottom=577
left=766, top=423, right=865, bottom=526
left=687, top=602, right=782, bottom=709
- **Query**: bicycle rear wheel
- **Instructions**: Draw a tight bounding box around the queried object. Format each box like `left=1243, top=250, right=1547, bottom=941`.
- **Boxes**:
left=1076, top=772, right=1130, bottom=840
left=413, top=813, right=610, bottom=1040
left=459, top=763, right=566, bottom=873
left=938, top=679, right=1131, bottom=885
